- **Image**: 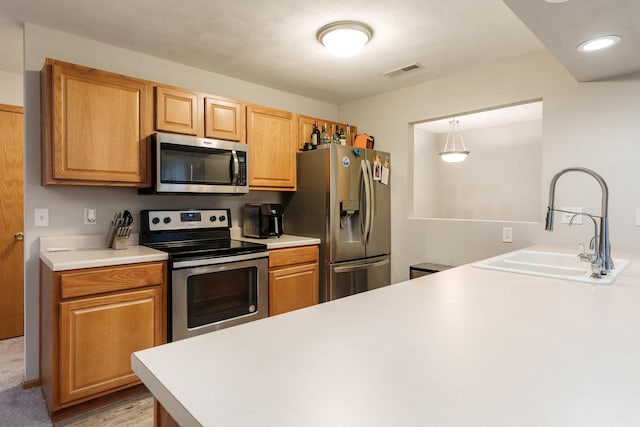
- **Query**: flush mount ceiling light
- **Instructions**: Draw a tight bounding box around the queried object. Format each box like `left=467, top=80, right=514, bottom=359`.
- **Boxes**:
left=577, top=35, right=621, bottom=52
left=438, top=119, right=470, bottom=163
left=317, top=21, right=372, bottom=57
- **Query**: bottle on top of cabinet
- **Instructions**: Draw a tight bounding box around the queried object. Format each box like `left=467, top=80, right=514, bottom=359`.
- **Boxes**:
left=310, top=120, right=320, bottom=148
left=320, top=123, right=330, bottom=145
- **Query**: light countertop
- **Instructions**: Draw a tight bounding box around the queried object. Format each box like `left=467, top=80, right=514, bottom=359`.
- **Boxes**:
left=231, top=227, right=320, bottom=249
left=39, top=234, right=167, bottom=271
left=132, top=245, right=640, bottom=427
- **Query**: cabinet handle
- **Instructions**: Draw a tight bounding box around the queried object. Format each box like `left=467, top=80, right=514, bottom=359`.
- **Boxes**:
left=14, top=232, right=24, bottom=241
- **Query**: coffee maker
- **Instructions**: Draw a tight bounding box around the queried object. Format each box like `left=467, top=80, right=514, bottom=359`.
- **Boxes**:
left=243, top=204, right=285, bottom=238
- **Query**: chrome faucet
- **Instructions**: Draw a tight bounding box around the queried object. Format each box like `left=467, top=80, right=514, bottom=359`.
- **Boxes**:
left=570, top=212, right=602, bottom=278
left=544, top=167, right=613, bottom=276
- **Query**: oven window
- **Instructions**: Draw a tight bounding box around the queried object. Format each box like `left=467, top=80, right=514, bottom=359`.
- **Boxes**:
left=160, top=143, right=233, bottom=185
left=186, top=267, right=257, bottom=328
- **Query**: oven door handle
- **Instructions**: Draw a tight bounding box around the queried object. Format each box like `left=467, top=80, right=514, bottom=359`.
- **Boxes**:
left=172, top=251, right=269, bottom=269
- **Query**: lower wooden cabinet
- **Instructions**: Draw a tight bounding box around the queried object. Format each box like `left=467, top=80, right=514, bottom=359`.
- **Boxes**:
left=40, top=260, right=166, bottom=418
left=268, top=245, right=319, bottom=316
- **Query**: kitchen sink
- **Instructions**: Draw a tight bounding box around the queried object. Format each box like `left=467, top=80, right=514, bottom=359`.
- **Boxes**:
left=472, top=249, right=631, bottom=285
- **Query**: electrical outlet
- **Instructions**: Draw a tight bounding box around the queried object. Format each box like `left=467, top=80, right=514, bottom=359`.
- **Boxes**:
left=84, top=208, right=97, bottom=225
left=502, top=227, right=513, bottom=243
left=561, top=207, right=583, bottom=225
left=35, top=208, right=49, bottom=227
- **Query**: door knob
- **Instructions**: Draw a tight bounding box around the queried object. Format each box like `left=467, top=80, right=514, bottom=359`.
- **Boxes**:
left=14, top=232, right=24, bottom=241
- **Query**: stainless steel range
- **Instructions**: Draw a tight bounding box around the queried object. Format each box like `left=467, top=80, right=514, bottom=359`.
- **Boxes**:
left=140, top=209, right=268, bottom=341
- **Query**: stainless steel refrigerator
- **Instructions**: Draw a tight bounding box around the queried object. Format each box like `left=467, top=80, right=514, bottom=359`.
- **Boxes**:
left=285, top=144, right=391, bottom=302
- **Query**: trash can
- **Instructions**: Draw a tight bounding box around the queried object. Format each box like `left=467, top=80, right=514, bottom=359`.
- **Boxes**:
left=409, top=263, right=452, bottom=279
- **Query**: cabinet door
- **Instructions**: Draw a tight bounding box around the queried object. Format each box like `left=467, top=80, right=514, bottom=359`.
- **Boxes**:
left=58, top=287, right=163, bottom=405
left=269, top=263, right=319, bottom=316
left=43, top=59, right=152, bottom=186
left=155, top=86, right=198, bottom=135
left=204, top=97, right=245, bottom=142
left=246, top=105, right=297, bottom=190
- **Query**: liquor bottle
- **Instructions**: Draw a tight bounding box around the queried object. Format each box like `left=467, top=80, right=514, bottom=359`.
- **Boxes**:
left=333, top=127, right=340, bottom=144
left=346, top=125, right=351, bottom=146
left=311, top=121, right=320, bottom=148
left=339, top=127, right=347, bottom=145
left=321, top=123, right=330, bottom=145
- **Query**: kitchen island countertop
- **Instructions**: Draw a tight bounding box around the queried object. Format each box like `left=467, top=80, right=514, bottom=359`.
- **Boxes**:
left=132, top=245, right=640, bottom=427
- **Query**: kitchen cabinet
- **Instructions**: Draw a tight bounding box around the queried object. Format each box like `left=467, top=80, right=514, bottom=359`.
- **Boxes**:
left=268, top=245, right=319, bottom=316
left=298, top=115, right=356, bottom=150
left=40, top=260, right=166, bottom=419
left=41, top=58, right=153, bottom=187
left=204, top=96, right=245, bottom=142
left=155, top=86, right=198, bottom=135
left=247, top=104, right=297, bottom=191
left=155, top=85, right=245, bottom=142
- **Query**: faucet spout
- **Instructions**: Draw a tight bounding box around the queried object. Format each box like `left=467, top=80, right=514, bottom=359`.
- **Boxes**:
left=545, top=167, right=613, bottom=274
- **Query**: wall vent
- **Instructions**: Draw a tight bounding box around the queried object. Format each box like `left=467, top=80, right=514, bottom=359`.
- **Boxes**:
left=384, top=63, right=424, bottom=77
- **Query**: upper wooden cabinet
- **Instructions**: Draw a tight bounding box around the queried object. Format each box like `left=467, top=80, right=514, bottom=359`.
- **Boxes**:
left=298, top=115, right=357, bottom=150
left=155, top=86, right=198, bottom=135
left=154, top=85, right=245, bottom=142
left=247, top=105, right=297, bottom=191
left=204, top=96, right=245, bottom=142
left=41, top=58, right=153, bottom=187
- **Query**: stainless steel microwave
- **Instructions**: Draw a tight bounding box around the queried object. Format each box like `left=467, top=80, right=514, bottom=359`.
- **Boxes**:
left=141, top=132, right=249, bottom=194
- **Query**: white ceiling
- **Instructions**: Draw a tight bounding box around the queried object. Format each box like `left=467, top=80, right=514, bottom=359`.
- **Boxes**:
left=0, top=1, right=636, bottom=104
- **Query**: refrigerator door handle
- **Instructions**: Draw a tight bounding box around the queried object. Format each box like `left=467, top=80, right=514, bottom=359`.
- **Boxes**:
left=365, top=159, right=375, bottom=241
left=333, top=258, right=390, bottom=273
left=360, top=160, right=373, bottom=244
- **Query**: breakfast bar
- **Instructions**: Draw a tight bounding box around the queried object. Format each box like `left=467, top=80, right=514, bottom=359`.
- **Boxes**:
left=132, top=246, right=640, bottom=426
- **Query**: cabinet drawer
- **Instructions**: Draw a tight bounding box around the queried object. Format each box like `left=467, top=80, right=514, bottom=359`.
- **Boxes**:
left=269, top=245, right=318, bottom=269
left=60, top=262, right=165, bottom=299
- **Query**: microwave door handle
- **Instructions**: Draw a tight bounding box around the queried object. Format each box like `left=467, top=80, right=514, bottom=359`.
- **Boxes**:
left=230, top=150, right=240, bottom=185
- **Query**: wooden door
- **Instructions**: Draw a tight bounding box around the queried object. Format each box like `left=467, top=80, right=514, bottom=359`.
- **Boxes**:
left=58, top=287, right=163, bottom=405
left=246, top=105, right=297, bottom=190
left=269, top=263, right=319, bottom=316
left=204, top=97, right=244, bottom=142
left=0, top=104, right=24, bottom=339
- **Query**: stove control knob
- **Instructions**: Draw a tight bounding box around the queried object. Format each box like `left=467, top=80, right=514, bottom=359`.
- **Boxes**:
left=151, top=217, right=160, bottom=225
left=218, top=215, right=226, bottom=223
left=210, top=216, right=217, bottom=222
left=163, top=217, right=171, bottom=224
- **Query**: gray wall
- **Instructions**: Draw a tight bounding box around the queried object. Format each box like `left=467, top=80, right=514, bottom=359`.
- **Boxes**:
left=22, top=23, right=338, bottom=381
left=0, top=70, right=23, bottom=106
left=338, top=50, right=640, bottom=282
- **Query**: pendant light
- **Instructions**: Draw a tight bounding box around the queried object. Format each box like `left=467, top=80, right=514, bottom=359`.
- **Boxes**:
left=317, top=21, right=372, bottom=57
left=438, top=119, right=469, bottom=163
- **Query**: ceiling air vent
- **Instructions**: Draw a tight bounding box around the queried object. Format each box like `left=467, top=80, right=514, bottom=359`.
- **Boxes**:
left=384, top=63, right=423, bottom=77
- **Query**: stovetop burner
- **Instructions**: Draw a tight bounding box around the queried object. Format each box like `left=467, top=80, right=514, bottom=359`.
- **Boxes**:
left=147, top=238, right=267, bottom=260
left=139, top=209, right=267, bottom=263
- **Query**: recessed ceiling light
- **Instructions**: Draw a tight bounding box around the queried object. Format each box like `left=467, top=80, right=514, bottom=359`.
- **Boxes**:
left=577, top=35, right=621, bottom=52
left=544, top=0, right=571, bottom=3
left=317, top=21, right=372, bottom=57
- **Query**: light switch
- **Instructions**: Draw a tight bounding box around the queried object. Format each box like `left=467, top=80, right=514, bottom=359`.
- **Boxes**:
left=636, top=208, right=640, bottom=226
left=35, top=209, right=49, bottom=227
left=502, top=227, right=513, bottom=243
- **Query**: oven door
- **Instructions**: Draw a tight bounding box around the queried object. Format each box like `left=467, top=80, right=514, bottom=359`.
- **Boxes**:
left=171, top=252, right=268, bottom=341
